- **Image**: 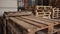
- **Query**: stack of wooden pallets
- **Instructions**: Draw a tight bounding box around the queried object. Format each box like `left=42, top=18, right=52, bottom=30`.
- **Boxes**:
left=35, top=6, right=52, bottom=19
left=3, top=12, right=60, bottom=34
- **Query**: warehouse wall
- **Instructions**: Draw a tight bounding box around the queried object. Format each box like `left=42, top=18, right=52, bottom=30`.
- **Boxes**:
left=0, top=0, right=17, bottom=16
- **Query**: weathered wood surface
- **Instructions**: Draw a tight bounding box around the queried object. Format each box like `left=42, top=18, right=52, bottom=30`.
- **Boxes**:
left=16, top=17, right=48, bottom=28
left=3, top=11, right=32, bottom=17
left=57, top=29, right=60, bottom=34
left=20, top=16, right=60, bottom=25
left=19, top=16, right=60, bottom=34
left=52, top=8, right=60, bottom=19
left=7, top=21, right=22, bottom=34
left=36, top=6, right=52, bottom=10
left=20, top=16, right=55, bottom=25
left=3, top=11, right=60, bottom=34
left=2, top=18, right=6, bottom=34
left=9, top=17, right=45, bottom=34
left=35, top=6, right=52, bottom=19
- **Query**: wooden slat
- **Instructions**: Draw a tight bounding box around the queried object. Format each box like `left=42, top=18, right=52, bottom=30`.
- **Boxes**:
left=3, top=11, right=32, bottom=17
left=4, top=13, right=31, bottom=17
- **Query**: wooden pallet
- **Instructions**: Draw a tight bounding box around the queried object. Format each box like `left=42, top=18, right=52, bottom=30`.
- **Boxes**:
left=52, top=8, right=60, bottom=19
left=20, top=16, right=60, bottom=34
left=8, top=17, right=48, bottom=34
left=3, top=12, right=60, bottom=34
left=3, top=12, right=47, bottom=34
left=4, top=16, right=60, bottom=34
left=35, top=6, right=52, bottom=19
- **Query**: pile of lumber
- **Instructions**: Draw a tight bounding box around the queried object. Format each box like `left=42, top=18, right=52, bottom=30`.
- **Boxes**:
left=3, top=12, right=60, bottom=34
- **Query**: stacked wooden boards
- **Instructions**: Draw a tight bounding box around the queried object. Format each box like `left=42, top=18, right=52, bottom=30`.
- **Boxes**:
left=3, top=12, right=60, bottom=34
